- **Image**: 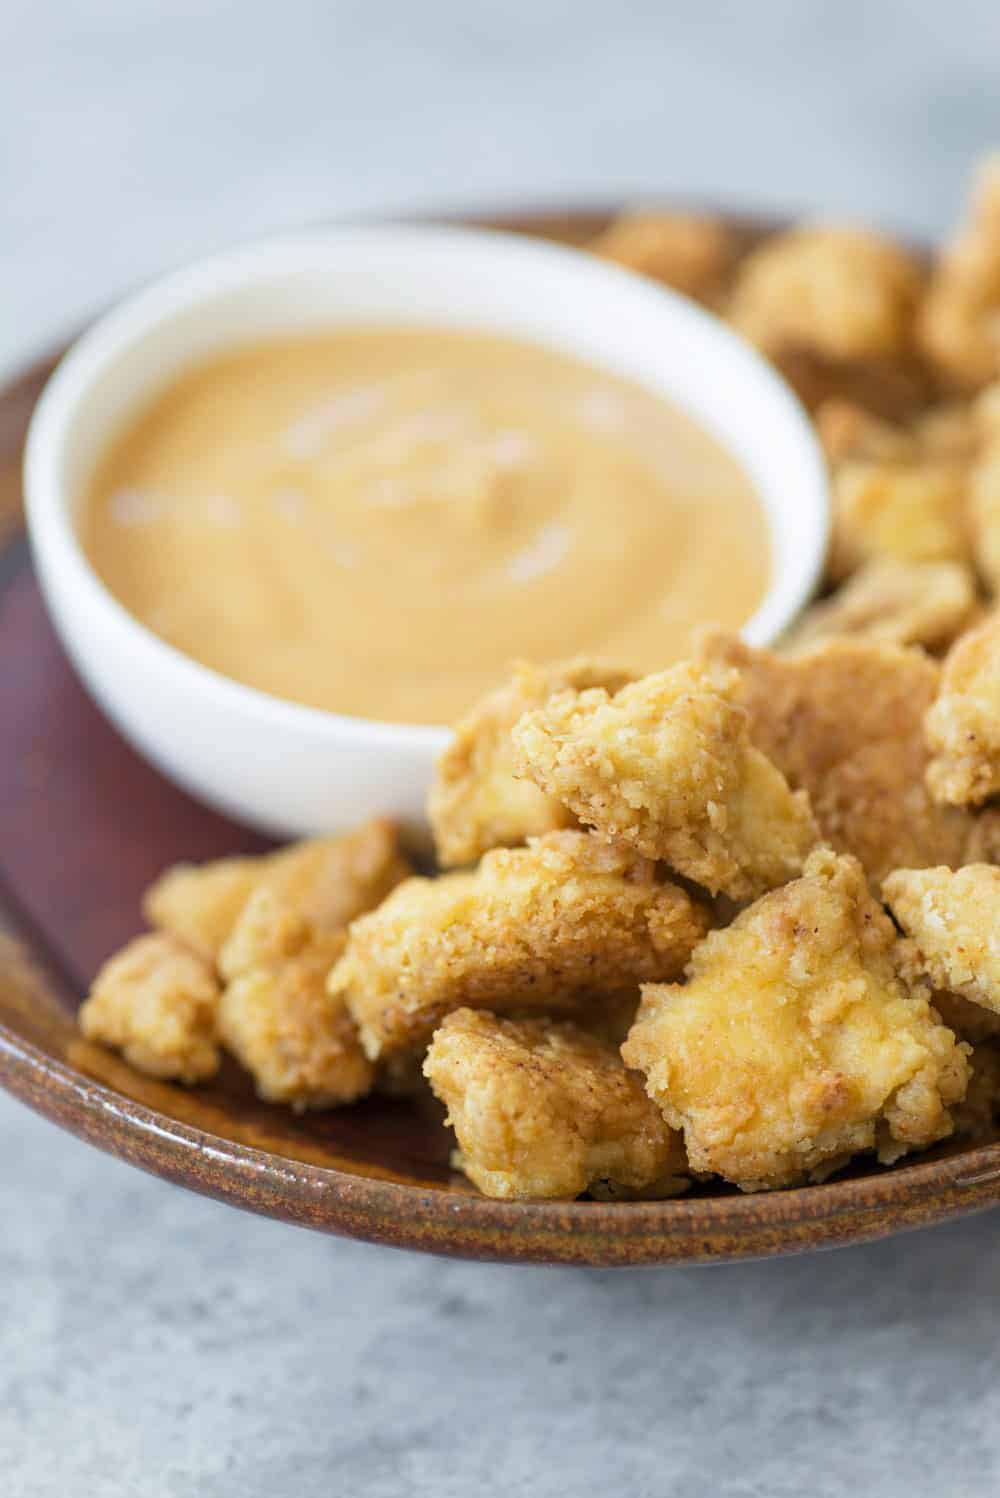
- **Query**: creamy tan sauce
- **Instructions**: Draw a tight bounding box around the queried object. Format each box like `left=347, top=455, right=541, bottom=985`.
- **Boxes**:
left=83, top=329, right=770, bottom=724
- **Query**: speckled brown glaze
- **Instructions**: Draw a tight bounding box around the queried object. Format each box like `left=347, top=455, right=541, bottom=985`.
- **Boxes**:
left=3, top=211, right=1000, bottom=1266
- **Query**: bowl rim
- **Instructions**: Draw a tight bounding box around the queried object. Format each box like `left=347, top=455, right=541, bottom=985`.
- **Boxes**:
left=23, top=221, right=828, bottom=748
left=2, top=1007, right=999, bottom=1267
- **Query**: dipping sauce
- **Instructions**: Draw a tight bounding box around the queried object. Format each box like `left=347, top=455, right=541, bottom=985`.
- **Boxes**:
left=83, top=329, right=770, bottom=724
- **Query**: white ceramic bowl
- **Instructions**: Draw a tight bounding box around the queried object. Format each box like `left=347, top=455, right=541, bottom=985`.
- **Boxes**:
left=24, top=226, right=828, bottom=839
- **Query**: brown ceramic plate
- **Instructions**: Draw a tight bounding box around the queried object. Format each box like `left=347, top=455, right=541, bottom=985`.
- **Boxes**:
left=3, top=209, right=1000, bottom=1267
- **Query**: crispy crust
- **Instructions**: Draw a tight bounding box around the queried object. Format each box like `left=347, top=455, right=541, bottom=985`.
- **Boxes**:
left=217, top=934, right=372, bottom=1111
left=826, top=458, right=969, bottom=583
left=728, top=224, right=923, bottom=363
left=424, top=1008, right=688, bottom=1200
left=513, top=662, right=817, bottom=899
left=622, top=849, right=970, bottom=1190
left=589, top=210, right=736, bottom=304
left=926, top=614, right=1000, bottom=805
left=328, top=830, right=710, bottom=1061
left=216, top=887, right=372, bottom=1109
left=428, top=659, right=632, bottom=868
left=784, top=558, right=977, bottom=653
left=79, top=932, right=220, bottom=1084
left=885, top=864, right=1000, bottom=1016
left=698, top=632, right=980, bottom=885
left=143, top=818, right=411, bottom=961
left=918, top=155, right=1000, bottom=392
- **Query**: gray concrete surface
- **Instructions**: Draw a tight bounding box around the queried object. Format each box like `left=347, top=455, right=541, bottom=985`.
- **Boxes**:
left=5, top=3, right=1000, bottom=1493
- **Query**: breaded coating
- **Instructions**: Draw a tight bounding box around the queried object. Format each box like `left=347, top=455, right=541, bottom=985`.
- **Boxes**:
left=328, top=830, right=709, bottom=1060
left=513, top=663, right=817, bottom=899
left=622, top=849, right=970, bottom=1191
left=918, top=155, right=1000, bottom=392
left=827, top=458, right=969, bottom=582
left=429, top=659, right=632, bottom=868
left=816, top=397, right=978, bottom=466
left=218, top=941, right=371, bottom=1111
left=143, top=857, right=261, bottom=964
left=80, top=933, right=220, bottom=1083
left=815, top=400, right=916, bottom=465
left=217, top=886, right=311, bottom=983
left=728, top=225, right=923, bottom=363
left=698, top=632, right=976, bottom=885
left=884, top=864, right=1000, bottom=1016
left=424, top=1009, right=688, bottom=1200
left=785, top=558, right=977, bottom=653
left=589, top=210, right=736, bottom=304
left=143, top=818, right=411, bottom=961
left=926, top=614, right=1000, bottom=804
left=217, top=889, right=372, bottom=1109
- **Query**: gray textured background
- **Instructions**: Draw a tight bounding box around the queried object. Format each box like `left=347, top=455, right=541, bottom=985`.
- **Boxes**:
left=5, top=3, right=1000, bottom=1494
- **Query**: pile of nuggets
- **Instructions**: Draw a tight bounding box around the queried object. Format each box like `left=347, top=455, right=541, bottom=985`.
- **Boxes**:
left=81, top=155, right=1000, bottom=1199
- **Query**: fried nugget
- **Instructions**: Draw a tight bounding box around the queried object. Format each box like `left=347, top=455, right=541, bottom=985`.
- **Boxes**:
left=884, top=864, right=1000, bottom=1017
left=826, top=458, right=969, bottom=582
left=80, top=933, right=220, bottom=1083
left=622, top=849, right=970, bottom=1191
left=144, top=818, right=411, bottom=961
left=926, top=614, right=1000, bottom=805
left=429, top=659, right=632, bottom=868
left=784, top=558, right=977, bottom=653
left=816, top=397, right=978, bottom=466
left=918, top=155, right=1000, bottom=392
left=698, top=632, right=976, bottom=884
left=142, top=857, right=261, bottom=965
left=328, top=830, right=709, bottom=1060
left=589, top=210, right=736, bottom=304
left=728, top=224, right=923, bottom=363
left=513, top=663, right=817, bottom=899
left=216, top=889, right=372, bottom=1110
left=424, top=1009, right=688, bottom=1200
left=815, top=399, right=917, bottom=464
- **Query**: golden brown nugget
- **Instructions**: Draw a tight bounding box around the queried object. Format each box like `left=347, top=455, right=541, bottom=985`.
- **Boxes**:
left=826, top=458, right=969, bottom=582
left=926, top=615, right=1000, bottom=805
left=815, top=397, right=978, bottom=467
left=885, top=864, right=1000, bottom=1016
left=815, top=400, right=916, bottom=464
left=728, top=225, right=923, bottom=363
left=785, top=558, right=977, bottom=653
left=218, top=941, right=372, bottom=1110
left=217, top=889, right=372, bottom=1110
left=328, top=830, right=709, bottom=1061
left=424, top=1009, right=688, bottom=1201
left=589, top=210, right=736, bottom=303
left=513, top=663, right=817, bottom=899
left=217, top=886, right=311, bottom=982
left=143, top=857, right=261, bottom=964
left=919, top=155, right=1000, bottom=392
left=80, top=932, right=220, bottom=1083
left=698, top=632, right=976, bottom=884
left=429, top=659, right=632, bottom=868
left=144, top=818, right=411, bottom=961
left=622, top=849, right=970, bottom=1191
